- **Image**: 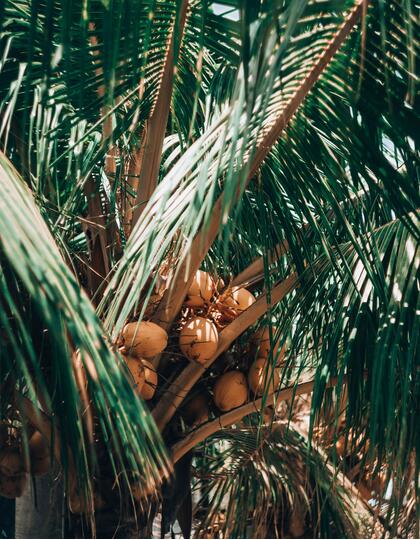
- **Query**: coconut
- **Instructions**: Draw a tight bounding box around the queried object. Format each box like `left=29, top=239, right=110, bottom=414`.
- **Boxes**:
left=28, top=431, right=50, bottom=476
left=224, top=287, right=256, bottom=312
left=0, top=447, right=25, bottom=476
left=124, top=355, right=146, bottom=393
left=122, top=321, right=168, bottom=358
left=213, top=371, right=248, bottom=412
left=335, top=435, right=347, bottom=457
left=0, top=473, right=28, bottom=498
left=139, top=359, right=157, bottom=401
left=179, top=317, right=219, bottom=364
left=252, top=327, right=285, bottom=362
left=248, top=358, right=280, bottom=396
left=182, top=394, right=209, bottom=426
left=185, top=270, right=215, bottom=307
left=69, top=488, right=105, bottom=514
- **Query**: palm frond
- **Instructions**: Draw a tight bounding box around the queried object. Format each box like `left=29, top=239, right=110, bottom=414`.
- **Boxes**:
left=0, top=152, right=170, bottom=503
left=192, top=423, right=375, bottom=538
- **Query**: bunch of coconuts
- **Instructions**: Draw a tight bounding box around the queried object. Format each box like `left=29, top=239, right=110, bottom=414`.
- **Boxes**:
left=119, top=321, right=168, bottom=401
left=179, top=269, right=257, bottom=365
left=210, top=325, right=284, bottom=414
left=0, top=424, right=50, bottom=499
left=176, top=270, right=285, bottom=422
left=119, top=269, right=285, bottom=423
left=118, top=269, right=260, bottom=402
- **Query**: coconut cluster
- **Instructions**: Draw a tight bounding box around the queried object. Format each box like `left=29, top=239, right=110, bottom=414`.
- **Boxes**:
left=0, top=425, right=51, bottom=499
left=120, top=321, right=166, bottom=401
left=178, top=270, right=258, bottom=367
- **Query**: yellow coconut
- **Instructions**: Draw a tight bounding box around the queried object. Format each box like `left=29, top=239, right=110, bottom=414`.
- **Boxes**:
left=28, top=431, right=50, bottom=476
left=139, top=359, right=158, bottom=401
left=213, top=371, right=248, bottom=412
left=122, top=321, right=168, bottom=358
left=252, top=327, right=285, bottom=362
left=179, top=317, right=219, bottom=364
left=0, top=447, right=25, bottom=477
left=224, top=287, right=256, bottom=312
left=0, top=473, right=28, bottom=498
left=248, top=358, right=280, bottom=396
left=182, top=394, right=209, bottom=426
left=185, top=270, right=215, bottom=307
left=124, top=355, right=146, bottom=393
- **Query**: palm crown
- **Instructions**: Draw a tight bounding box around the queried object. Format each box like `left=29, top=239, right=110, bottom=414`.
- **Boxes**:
left=0, top=0, right=418, bottom=537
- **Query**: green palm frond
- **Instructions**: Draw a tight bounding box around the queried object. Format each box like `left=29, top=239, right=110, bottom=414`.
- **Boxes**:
left=0, top=152, right=170, bottom=499
left=192, top=423, right=374, bottom=538
left=99, top=0, right=361, bottom=333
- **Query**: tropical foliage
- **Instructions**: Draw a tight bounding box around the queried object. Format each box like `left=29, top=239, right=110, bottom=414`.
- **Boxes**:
left=0, top=0, right=418, bottom=537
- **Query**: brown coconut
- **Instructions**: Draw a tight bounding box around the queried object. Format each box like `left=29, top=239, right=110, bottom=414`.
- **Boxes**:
left=224, top=287, right=256, bottom=312
left=185, top=270, right=215, bottom=307
left=182, top=394, right=209, bottom=426
left=335, top=435, right=347, bottom=457
left=248, top=358, right=280, bottom=396
left=124, top=355, right=146, bottom=393
left=69, top=488, right=106, bottom=514
left=179, top=317, right=219, bottom=364
left=213, top=371, right=248, bottom=412
left=0, top=447, right=25, bottom=477
left=252, top=327, right=285, bottom=362
left=139, top=359, right=157, bottom=401
left=122, top=321, right=168, bottom=358
left=28, top=431, right=50, bottom=476
left=0, top=473, right=28, bottom=498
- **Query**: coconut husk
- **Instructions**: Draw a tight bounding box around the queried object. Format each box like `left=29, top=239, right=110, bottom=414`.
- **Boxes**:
left=139, top=359, right=157, bottom=401
left=69, top=488, right=106, bottom=514
left=248, top=358, right=280, bottom=396
left=252, top=327, right=285, bottom=363
left=122, top=321, right=168, bottom=358
left=124, top=355, right=146, bottom=393
left=223, top=287, right=255, bottom=313
left=182, top=394, right=209, bottom=427
left=179, top=317, right=219, bottom=364
left=185, top=270, right=215, bottom=307
left=213, top=371, right=248, bottom=412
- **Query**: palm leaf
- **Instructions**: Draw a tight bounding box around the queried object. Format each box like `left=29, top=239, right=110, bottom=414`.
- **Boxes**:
left=0, top=152, right=170, bottom=503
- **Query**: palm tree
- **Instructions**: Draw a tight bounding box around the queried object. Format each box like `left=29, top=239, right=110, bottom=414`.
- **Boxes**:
left=0, top=0, right=418, bottom=537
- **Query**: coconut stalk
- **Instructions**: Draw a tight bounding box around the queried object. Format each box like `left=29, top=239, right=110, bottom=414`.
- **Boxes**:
left=81, top=23, right=114, bottom=300
left=171, top=378, right=337, bottom=463
left=129, top=0, right=190, bottom=232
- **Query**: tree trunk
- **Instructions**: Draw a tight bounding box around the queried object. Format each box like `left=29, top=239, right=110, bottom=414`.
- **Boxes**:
left=15, top=471, right=64, bottom=539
